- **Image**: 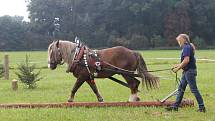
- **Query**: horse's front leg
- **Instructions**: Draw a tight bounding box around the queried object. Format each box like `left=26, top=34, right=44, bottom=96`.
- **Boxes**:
left=68, top=78, right=85, bottom=102
left=86, top=80, right=104, bottom=102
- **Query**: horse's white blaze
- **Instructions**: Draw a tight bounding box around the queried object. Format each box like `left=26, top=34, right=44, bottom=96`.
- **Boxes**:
left=128, top=93, right=138, bottom=102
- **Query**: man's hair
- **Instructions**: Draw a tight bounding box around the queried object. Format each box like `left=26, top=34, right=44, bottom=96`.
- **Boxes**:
left=178, top=34, right=196, bottom=53
left=180, top=34, right=190, bottom=43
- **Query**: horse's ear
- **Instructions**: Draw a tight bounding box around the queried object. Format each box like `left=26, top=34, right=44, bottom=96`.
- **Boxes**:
left=56, top=40, right=60, bottom=48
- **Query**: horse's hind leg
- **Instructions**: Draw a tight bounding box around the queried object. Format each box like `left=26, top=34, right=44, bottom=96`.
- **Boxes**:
left=122, top=75, right=140, bottom=102
left=86, top=81, right=104, bottom=102
left=68, top=78, right=85, bottom=102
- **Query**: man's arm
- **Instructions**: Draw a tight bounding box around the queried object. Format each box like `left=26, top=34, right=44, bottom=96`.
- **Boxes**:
left=172, top=56, right=190, bottom=73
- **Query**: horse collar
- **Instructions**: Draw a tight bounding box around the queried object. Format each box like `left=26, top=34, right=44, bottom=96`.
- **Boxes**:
left=74, top=46, right=86, bottom=61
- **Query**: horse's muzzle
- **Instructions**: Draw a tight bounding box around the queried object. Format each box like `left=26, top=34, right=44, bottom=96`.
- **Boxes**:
left=48, top=63, right=57, bottom=70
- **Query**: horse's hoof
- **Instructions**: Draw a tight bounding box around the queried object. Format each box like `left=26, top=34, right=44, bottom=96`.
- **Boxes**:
left=136, top=97, right=140, bottom=102
left=128, top=94, right=140, bottom=102
left=68, top=98, right=74, bottom=102
left=98, top=98, right=104, bottom=102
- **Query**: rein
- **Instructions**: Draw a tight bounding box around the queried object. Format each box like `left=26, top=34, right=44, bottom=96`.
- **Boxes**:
left=60, top=40, right=181, bottom=102
left=145, top=68, right=173, bottom=73
left=57, top=48, right=65, bottom=65
left=102, top=62, right=173, bottom=77
left=64, top=39, right=180, bottom=92
left=68, top=42, right=176, bottom=78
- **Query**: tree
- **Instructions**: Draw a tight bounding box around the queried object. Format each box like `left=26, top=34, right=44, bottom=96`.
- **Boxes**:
left=188, top=0, right=215, bottom=45
left=15, top=55, right=42, bottom=89
left=1, top=0, right=215, bottom=50
left=0, top=16, right=27, bottom=50
left=164, top=0, right=191, bottom=46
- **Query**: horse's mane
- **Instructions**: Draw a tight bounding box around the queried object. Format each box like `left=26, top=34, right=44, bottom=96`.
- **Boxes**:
left=58, top=40, right=76, bottom=65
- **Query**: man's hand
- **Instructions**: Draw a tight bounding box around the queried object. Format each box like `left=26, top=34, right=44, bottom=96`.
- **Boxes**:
left=172, top=64, right=180, bottom=73
left=172, top=56, right=190, bottom=73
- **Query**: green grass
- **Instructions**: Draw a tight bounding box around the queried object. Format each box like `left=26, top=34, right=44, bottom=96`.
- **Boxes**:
left=0, top=50, right=215, bottom=121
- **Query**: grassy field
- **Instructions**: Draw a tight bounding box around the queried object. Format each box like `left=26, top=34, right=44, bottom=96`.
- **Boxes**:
left=0, top=50, right=214, bottom=121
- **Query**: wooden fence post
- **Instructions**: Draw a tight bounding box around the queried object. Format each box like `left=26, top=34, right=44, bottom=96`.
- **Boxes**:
left=12, top=79, right=18, bottom=91
left=4, top=54, right=9, bottom=80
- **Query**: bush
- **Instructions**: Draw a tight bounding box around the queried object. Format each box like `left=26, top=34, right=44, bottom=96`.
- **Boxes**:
left=0, top=64, right=3, bottom=78
left=15, top=55, right=42, bottom=89
left=128, top=34, right=150, bottom=49
left=192, top=36, right=207, bottom=49
left=111, top=37, right=130, bottom=47
left=150, top=35, right=166, bottom=48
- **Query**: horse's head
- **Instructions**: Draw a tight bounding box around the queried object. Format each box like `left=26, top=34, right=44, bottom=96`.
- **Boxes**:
left=47, top=40, right=63, bottom=70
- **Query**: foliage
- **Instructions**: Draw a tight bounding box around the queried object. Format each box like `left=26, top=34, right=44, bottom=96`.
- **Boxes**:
left=129, top=34, right=150, bottom=49
left=0, top=64, right=3, bottom=78
left=150, top=35, right=166, bottom=47
left=26, top=0, right=215, bottom=48
left=192, top=36, right=207, bottom=49
left=15, top=55, right=42, bottom=89
left=111, top=37, right=129, bottom=47
left=1, top=0, right=215, bottom=50
left=0, top=16, right=26, bottom=50
left=0, top=15, right=51, bottom=51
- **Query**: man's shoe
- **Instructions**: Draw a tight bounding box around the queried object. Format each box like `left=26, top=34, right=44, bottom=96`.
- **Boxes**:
left=197, top=107, right=206, bottom=113
left=165, top=106, right=178, bottom=111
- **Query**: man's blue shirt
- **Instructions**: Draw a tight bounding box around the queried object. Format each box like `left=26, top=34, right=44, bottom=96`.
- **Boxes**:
left=181, top=43, right=196, bottom=71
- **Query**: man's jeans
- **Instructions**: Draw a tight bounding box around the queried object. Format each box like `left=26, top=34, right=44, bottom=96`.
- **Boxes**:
left=174, top=69, right=205, bottom=109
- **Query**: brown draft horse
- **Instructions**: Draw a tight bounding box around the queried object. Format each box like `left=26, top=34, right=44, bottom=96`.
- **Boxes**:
left=48, top=40, right=159, bottom=102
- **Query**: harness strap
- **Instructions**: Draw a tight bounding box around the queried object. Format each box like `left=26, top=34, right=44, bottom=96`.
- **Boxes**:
left=108, top=76, right=140, bottom=92
left=75, top=46, right=85, bottom=61
left=67, top=44, right=85, bottom=73
left=90, top=50, right=102, bottom=76
left=83, top=48, right=94, bottom=83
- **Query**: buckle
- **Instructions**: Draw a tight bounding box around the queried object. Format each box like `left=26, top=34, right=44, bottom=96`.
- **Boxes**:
left=95, top=62, right=100, bottom=66
left=95, top=62, right=101, bottom=71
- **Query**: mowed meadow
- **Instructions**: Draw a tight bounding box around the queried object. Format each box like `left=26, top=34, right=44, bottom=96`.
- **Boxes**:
left=0, top=50, right=214, bottom=121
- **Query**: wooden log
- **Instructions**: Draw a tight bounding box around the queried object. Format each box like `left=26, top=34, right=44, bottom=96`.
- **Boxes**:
left=3, top=55, right=9, bottom=80
left=0, top=99, right=194, bottom=108
left=12, top=79, right=18, bottom=91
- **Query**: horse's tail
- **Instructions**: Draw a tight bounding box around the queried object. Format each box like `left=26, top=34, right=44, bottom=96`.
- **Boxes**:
left=135, top=52, right=159, bottom=89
